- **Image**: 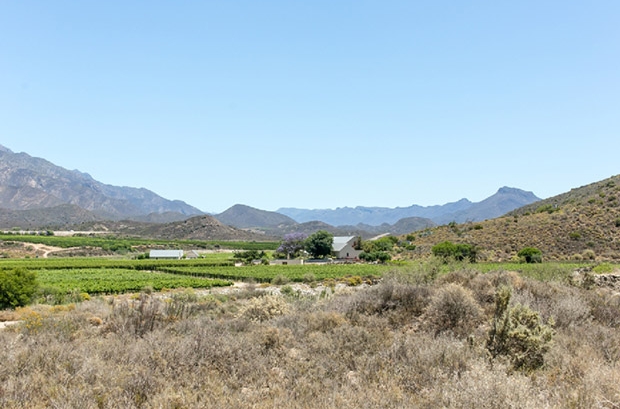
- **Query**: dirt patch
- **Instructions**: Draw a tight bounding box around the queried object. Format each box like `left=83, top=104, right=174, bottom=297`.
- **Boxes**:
left=0, top=321, right=19, bottom=330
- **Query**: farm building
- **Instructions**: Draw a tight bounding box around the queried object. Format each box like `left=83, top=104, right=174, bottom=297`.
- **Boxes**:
left=332, top=236, right=362, bottom=259
left=185, top=250, right=200, bottom=259
left=149, top=250, right=184, bottom=260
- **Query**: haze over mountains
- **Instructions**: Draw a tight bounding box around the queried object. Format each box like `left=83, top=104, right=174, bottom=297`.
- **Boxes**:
left=277, top=187, right=540, bottom=226
left=0, top=144, right=541, bottom=237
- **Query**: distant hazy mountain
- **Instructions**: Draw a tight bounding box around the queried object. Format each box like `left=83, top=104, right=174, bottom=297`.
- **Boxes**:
left=0, top=144, right=203, bottom=224
left=215, top=204, right=437, bottom=238
left=215, top=204, right=298, bottom=229
left=277, top=187, right=540, bottom=226
left=433, top=187, right=541, bottom=224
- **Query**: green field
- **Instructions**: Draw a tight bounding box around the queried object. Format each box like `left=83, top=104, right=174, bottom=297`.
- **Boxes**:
left=160, top=263, right=393, bottom=282
left=35, top=268, right=232, bottom=295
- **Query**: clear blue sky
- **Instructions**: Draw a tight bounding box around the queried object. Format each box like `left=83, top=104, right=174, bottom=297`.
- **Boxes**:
left=1, top=1, right=619, bottom=213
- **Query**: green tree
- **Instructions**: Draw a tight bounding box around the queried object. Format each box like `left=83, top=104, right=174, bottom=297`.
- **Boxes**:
left=0, top=268, right=38, bottom=309
left=233, top=250, right=267, bottom=265
left=431, top=241, right=477, bottom=262
left=359, top=251, right=391, bottom=263
left=517, top=247, right=542, bottom=263
left=362, top=236, right=396, bottom=253
left=305, top=230, right=334, bottom=259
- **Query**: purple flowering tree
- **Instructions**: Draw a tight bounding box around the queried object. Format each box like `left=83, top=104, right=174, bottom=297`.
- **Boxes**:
left=277, top=232, right=308, bottom=259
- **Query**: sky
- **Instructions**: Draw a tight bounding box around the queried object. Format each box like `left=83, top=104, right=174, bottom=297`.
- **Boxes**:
left=1, top=1, right=619, bottom=214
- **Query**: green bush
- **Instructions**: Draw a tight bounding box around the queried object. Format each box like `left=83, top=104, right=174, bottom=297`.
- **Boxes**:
left=517, top=247, right=542, bottom=263
left=431, top=241, right=477, bottom=262
left=0, top=268, right=38, bottom=309
left=359, top=251, right=391, bottom=263
left=536, top=204, right=559, bottom=214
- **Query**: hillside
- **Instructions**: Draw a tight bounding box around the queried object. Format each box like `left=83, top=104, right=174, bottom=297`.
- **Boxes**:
left=407, top=175, right=620, bottom=261
left=0, top=204, right=102, bottom=230
left=278, top=187, right=540, bottom=226
left=0, top=145, right=203, bottom=222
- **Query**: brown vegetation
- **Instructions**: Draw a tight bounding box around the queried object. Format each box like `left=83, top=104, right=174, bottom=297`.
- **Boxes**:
left=1, top=263, right=619, bottom=408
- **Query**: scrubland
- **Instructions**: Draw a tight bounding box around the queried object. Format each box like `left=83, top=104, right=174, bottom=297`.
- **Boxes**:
left=1, top=261, right=619, bottom=408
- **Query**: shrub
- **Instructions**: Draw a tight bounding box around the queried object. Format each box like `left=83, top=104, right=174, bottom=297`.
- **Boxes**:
left=302, top=273, right=316, bottom=283
left=517, top=247, right=543, bottom=263
left=425, top=283, right=482, bottom=338
left=486, top=286, right=554, bottom=371
left=237, top=294, right=290, bottom=322
left=271, top=274, right=290, bottom=285
left=431, top=241, right=477, bottom=262
left=359, top=251, right=391, bottom=263
left=582, top=249, right=596, bottom=260
left=536, top=204, right=558, bottom=214
left=0, top=268, right=38, bottom=309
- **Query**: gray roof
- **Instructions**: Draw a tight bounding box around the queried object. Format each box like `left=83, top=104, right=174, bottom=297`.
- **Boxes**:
left=149, top=250, right=184, bottom=258
left=332, top=236, right=355, bottom=252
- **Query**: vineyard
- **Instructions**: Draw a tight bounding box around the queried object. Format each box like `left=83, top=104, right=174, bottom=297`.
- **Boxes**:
left=35, top=268, right=232, bottom=295
left=1, top=255, right=396, bottom=303
left=160, top=263, right=392, bottom=283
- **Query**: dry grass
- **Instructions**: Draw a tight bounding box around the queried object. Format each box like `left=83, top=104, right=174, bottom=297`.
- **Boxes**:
left=1, top=263, right=619, bottom=408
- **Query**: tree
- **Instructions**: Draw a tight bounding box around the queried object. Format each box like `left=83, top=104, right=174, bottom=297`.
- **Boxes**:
left=362, top=236, right=396, bottom=253
left=0, top=268, right=38, bottom=309
left=233, top=250, right=267, bottom=265
left=305, top=230, right=334, bottom=259
left=359, top=251, right=391, bottom=263
left=277, top=233, right=307, bottom=259
left=517, top=247, right=542, bottom=263
left=431, top=241, right=477, bottom=262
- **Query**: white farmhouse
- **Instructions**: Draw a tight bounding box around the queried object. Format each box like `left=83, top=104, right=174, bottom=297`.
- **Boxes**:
left=332, top=236, right=362, bottom=259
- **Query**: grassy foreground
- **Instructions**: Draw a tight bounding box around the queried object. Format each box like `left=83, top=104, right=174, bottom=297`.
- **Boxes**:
left=1, top=260, right=619, bottom=408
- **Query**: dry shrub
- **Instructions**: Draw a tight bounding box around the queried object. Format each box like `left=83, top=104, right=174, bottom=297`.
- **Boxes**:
left=304, top=310, right=347, bottom=333
left=424, top=283, right=483, bottom=338
left=436, top=267, right=480, bottom=287
left=105, top=293, right=166, bottom=337
left=339, top=277, right=432, bottom=327
left=420, top=361, right=550, bottom=408
left=514, top=280, right=592, bottom=329
left=586, top=289, right=620, bottom=328
left=237, top=294, right=291, bottom=322
left=385, top=332, right=476, bottom=392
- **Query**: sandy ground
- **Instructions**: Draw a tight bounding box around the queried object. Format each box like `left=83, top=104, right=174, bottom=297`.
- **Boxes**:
left=27, top=243, right=66, bottom=258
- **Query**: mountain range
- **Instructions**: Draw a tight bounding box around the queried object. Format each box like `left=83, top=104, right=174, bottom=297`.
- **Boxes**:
left=277, top=186, right=540, bottom=226
left=0, top=144, right=203, bottom=223
left=0, top=144, right=540, bottom=238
